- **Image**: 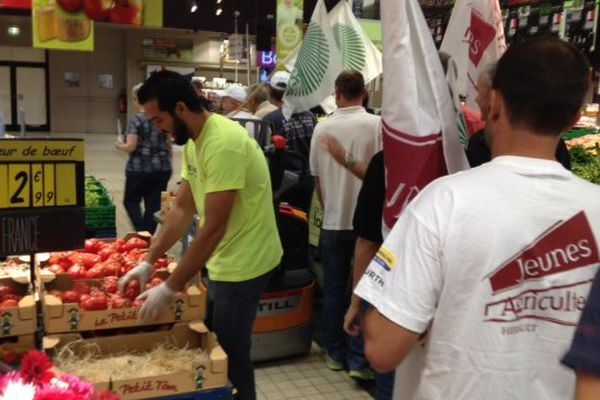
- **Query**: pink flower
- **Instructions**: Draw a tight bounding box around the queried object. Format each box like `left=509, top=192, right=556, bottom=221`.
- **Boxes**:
left=34, top=386, right=85, bottom=400
left=60, top=374, right=95, bottom=397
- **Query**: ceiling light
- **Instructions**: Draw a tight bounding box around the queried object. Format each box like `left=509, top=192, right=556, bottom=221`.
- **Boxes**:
left=216, top=8, right=223, bottom=15
left=216, top=0, right=222, bottom=4
left=190, top=0, right=197, bottom=12
left=7, top=26, right=20, bottom=37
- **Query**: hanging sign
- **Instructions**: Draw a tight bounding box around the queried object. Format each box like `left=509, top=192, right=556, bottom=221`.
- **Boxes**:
left=0, top=139, right=85, bottom=256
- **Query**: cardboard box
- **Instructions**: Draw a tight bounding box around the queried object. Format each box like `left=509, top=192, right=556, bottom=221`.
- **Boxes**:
left=44, top=321, right=228, bottom=399
left=41, top=269, right=206, bottom=334
left=0, top=277, right=36, bottom=337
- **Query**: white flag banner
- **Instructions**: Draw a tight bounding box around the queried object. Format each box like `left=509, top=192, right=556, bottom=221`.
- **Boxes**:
left=440, top=0, right=472, bottom=98
left=283, top=0, right=342, bottom=119
left=283, top=0, right=383, bottom=118
left=328, top=0, right=383, bottom=83
left=466, top=0, right=506, bottom=110
left=381, top=0, right=468, bottom=234
left=440, top=0, right=507, bottom=110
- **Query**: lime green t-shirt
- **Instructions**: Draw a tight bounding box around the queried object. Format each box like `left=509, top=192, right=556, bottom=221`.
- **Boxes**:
left=181, top=114, right=283, bottom=282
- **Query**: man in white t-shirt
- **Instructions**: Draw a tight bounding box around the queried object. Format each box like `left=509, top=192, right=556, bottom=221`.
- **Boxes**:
left=310, top=70, right=381, bottom=376
left=355, top=37, right=600, bottom=400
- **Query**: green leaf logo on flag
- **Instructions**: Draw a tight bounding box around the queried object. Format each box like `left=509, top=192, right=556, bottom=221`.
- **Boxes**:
left=334, top=23, right=366, bottom=72
left=287, top=21, right=330, bottom=97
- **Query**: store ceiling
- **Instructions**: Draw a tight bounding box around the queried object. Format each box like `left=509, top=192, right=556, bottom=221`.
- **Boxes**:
left=163, top=0, right=337, bottom=35
left=0, top=0, right=343, bottom=36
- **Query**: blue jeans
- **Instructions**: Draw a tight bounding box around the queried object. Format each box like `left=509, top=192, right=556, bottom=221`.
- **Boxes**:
left=320, top=229, right=368, bottom=370
left=207, top=269, right=274, bottom=400
left=123, top=170, right=171, bottom=234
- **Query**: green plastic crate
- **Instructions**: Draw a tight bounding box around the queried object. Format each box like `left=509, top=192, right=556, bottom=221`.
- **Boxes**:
left=85, top=203, right=116, bottom=229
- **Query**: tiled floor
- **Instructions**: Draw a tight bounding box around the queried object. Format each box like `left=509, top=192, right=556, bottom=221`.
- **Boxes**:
left=32, top=132, right=373, bottom=400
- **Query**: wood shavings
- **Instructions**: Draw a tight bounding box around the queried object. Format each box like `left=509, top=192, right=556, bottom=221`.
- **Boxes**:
left=54, top=340, right=209, bottom=382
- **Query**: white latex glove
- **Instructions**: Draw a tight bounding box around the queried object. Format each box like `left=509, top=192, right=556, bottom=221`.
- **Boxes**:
left=118, top=261, right=153, bottom=294
left=137, top=282, right=176, bottom=322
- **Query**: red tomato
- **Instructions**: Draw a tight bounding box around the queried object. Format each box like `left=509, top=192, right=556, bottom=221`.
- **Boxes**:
left=154, top=258, right=169, bottom=270
left=102, top=277, right=119, bottom=294
left=47, top=264, right=66, bottom=274
left=122, top=237, right=149, bottom=252
left=81, top=296, right=108, bottom=311
left=131, top=299, right=144, bottom=308
left=84, top=239, right=101, bottom=253
left=2, top=350, right=17, bottom=365
left=98, top=248, right=113, bottom=262
left=61, top=290, right=81, bottom=304
left=109, top=294, right=129, bottom=309
left=0, top=286, right=16, bottom=300
left=102, top=261, right=120, bottom=277
left=2, top=294, right=22, bottom=303
left=89, top=286, right=104, bottom=297
left=81, top=253, right=101, bottom=269
left=85, top=266, right=105, bottom=279
left=67, top=264, right=86, bottom=280
left=68, top=253, right=85, bottom=267
left=0, top=299, right=18, bottom=308
left=111, top=239, right=126, bottom=253
left=48, top=252, right=62, bottom=264
left=79, top=294, right=90, bottom=305
left=124, top=280, right=140, bottom=301
left=72, top=282, right=91, bottom=295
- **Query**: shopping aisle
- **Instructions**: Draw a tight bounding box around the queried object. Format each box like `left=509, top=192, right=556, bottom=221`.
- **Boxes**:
left=55, top=132, right=373, bottom=400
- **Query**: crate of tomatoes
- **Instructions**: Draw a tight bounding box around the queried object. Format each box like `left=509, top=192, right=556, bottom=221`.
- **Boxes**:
left=39, top=233, right=206, bottom=334
left=0, top=277, right=36, bottom=338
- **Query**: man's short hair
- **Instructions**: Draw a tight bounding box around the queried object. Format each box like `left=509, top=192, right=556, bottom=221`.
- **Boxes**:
left=335, top=70, right=366, bottom=101
left=137, top=70, right=204, bottom=113
left=269, top=86, right=285, bottom=103
left=493, top=37, right=589, bottom=135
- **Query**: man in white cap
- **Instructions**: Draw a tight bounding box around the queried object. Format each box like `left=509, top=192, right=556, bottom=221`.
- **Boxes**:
left=263, top=70, right=316, bottom=210
left=218, top=86, right=261, bottom=137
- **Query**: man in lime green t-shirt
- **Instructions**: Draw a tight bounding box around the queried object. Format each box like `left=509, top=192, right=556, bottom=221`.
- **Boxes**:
left=118, top=71, right=282, bottom=400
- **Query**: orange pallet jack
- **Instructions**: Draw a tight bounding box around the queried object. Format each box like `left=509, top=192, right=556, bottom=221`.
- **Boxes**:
left=251, top=204, right=315, bottom=362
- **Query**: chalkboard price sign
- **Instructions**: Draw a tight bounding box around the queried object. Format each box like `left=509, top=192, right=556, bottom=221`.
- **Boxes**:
left=0, top=138, right=85, bottom=256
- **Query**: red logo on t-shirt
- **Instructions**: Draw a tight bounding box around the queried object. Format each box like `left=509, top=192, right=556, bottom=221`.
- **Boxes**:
left=483, top=211, right=599, bottom=327
left=469, top=10, right=497, bottom=67
left=487, top=211, right=599, bottom=294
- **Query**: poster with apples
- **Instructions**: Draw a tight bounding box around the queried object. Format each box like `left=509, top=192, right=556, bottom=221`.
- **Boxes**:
left=32, top=0, right=162, bottom=51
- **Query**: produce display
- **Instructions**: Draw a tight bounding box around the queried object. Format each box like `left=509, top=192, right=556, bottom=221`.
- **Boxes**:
left=48, top=274, right=169, bottom=311
left=55, top=341, right=209, bottom=382
left=84, top=177, right=116, bottom=233
left=565, top=133, right=600, bottom=156
left=42, top=237, right=168, bottom=279
left=569, top=145, right=600, bottom=185
left=0, top=285, right=24, bottom=311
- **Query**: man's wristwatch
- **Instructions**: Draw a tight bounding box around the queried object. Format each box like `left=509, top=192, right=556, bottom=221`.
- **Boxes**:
left=344, top=152, right=355, bottom=169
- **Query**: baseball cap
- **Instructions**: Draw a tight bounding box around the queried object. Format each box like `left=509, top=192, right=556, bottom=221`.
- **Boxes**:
left=270, top=71, right=290, bottom=91
left=215, top=85, right=247, bottom=102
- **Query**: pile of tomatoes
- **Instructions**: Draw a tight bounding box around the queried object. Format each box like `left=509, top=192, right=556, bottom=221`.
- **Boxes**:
left=44, top=237, right=169, bottom=280
left=49, top=276, right=165, bottom=311
left=0, top=286, right=23, bottom=311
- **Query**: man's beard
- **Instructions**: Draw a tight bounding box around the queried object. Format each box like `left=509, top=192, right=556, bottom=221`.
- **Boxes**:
left=170, top=113, right=191, bottom=146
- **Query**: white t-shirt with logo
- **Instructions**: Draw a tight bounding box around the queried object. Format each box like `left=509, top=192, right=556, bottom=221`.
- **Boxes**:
left=355, top=156, right=600, bottom=400
left=309, top=106, right=381, bottom=230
